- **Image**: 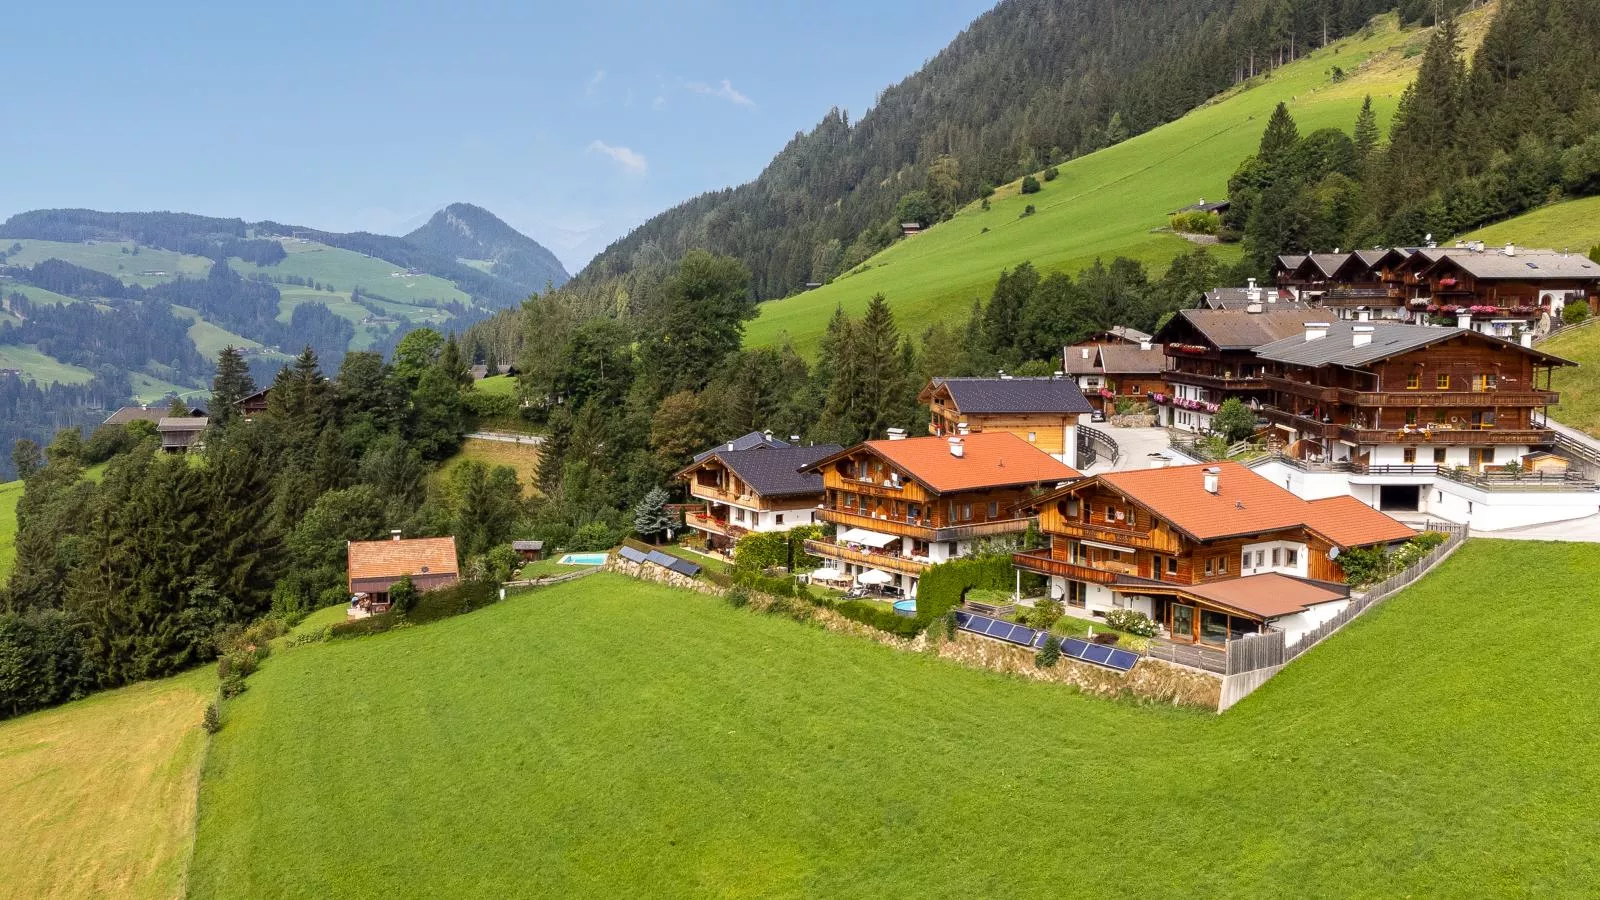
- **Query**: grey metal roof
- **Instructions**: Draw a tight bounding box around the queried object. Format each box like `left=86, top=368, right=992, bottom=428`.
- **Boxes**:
left=511, top=540, right=544, bottom=551
left=692, top=430, right=791, bottom=463
left=157, top=416, right=209, bottom=432
left=708, top=443, right=842, bottom=498
left=1063, top=345, right=1104, bottom=375
left=1433, top=250, right=1600, bottom=280
left=1254, top=322, right=1572, bottom=368
left=1096, top=344, right=1169, bottom=375
left=1200, top=287, right=1307, bottom=310
left=933, top=377, right=1095, bottom=415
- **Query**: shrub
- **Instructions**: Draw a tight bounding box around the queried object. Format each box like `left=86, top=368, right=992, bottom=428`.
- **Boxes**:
left=570, top=521, right=621, bottom=552
left=389, top=576, right=420, bottom=615
left=1020, top=174, right=1041, bottom=194
left=1035, top=635, right=1062, bottom=668
left=1025, top=599, right=1063, bottom=631
left=216, top=649, right=258, bottom=680
left=1336, top=545, right=1391, bottom=586
left=1169, top=210, right=1221, bottom=235
left=220, top=675, right=249, bottom=699
left=944, top=609, right=959, bottom=640
left=726, top=586, right=751, bottom=609
left=1043, top=166, right=1060, bottom=182
left=1211, top=397, right=1257, bottom=443
left=1020, top=205, right=1037, bottom=218
left=734, top=526, right=822, bottom=576
left=980, top=198, right=991, bottom=212
left=915, top=554, right=1016, bottom=627
left=1563, top=302, right=1590, bottom=325
left=203, top=703, right=221, bottom=734
left=833, top=600, right=921, bottom=637
left=1103, top=608, right=1157, bottom=637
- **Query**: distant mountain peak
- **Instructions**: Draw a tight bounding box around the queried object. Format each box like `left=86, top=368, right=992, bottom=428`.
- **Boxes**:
left=405, top=203, right=569, bottom=292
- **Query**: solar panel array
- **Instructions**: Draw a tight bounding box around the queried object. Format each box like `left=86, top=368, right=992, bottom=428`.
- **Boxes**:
left=954, top=611, right=1140, bottom=672
left=618, top=545, right=649, bottom=564
left=645, top=549, right=701, bottom=577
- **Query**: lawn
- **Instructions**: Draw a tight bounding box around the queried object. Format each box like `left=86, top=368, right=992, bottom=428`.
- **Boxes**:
left=0, top=478, right=24, bottom=581
left=231, top=239, right=469, bottom=306
left=1536, top=323, right=1600, bottom=437
left=0, top=239, right=212, bottom=288
left=0, top=668, right=213, bottom=899
left=474, top=374, right=516, bottom=396
left=435, top=437, right=543, bottom=496
left=189, top=539, right=1600, bottom=897
left=743, top=9, right=1497, bottom=357
left=0, top=344, right=94, bottom=386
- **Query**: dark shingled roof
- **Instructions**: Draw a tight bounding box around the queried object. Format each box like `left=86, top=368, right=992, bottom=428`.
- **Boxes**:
left=1254, top=322, right=1574, bottom=368
left=1430, top=250, right=1600, bottom=280
left=1162, top=308, right=1331, bottom=350
left=932, top=377, right=1094, bottom=415
left=692, top=430, right=791, bottom=463
left=103, top=406, right=168, bottom=426
left=1096, top=344, right=1169, bottom=375
left=701, top=443, right=842, bottom=498
left=1200, top=287, right=1307, bottom=310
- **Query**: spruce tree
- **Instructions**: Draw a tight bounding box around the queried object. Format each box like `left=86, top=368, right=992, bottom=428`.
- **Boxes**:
left=209, top=346, right=256, bottom=426
left=1258, top=102, right=1301, bottom=173
left=1353, top=95, right=1380, bottom=165
left=440, top=334, right=472, bottom=388
left=632, top=487, right=675, bottom=543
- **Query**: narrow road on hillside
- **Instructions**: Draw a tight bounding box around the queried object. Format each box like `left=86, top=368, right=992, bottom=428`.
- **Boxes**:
left=465, top=431, right=545, bottom=446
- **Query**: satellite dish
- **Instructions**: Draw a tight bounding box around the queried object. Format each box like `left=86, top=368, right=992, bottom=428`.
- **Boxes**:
left=1327, top=547, right=1341, bottom=560
left=1424, top=233, right=1433, bottom=242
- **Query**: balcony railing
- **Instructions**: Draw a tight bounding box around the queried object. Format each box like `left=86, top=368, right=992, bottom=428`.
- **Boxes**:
left=1337, top=426, right=1554, bottom=446
left=1264, top=376, right=1339, bottom=403
left=1262, top=407, right=1340, bottom=440
left=803, top=539, right=929, bottom=576
left=1324, top=286, right=1402, bottom=305
left=688, top=483, right=754, bottom=507
left=1168, top=372, right=1269, bottom=392
left=819, top=507, right=1033, bottom=542
left=1335, top=388, right=1559, bottom=408
left=1011, top=550, right=1119, bottom=584
left=683, top=512, right=731, bottom=536
left=1049, top=521, right=1180, bottom=553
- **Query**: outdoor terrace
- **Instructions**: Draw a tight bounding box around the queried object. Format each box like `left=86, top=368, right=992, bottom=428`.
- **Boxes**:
left=803, top=539, right=929, bottom=576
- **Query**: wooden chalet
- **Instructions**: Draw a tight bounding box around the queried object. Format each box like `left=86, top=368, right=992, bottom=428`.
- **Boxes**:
left=675, top=437, right=842, bottom=551
left=512, top=540, right=544, bottom=562
left=235, top=387, right=271, bottom=416
left=103, top=404, right=203, bottom=426
left=158, top=416, right=208, bottom=453
left=346, top=534, right=460, bottom=617
left=1062, top=342, right=1169, bottom=418
left=1150, top=308, right=1329, bottom=432
left=1252, top=322, right=1571, bottom=496
left=1013, top=461, right=1414, bottom=645
left=919, top=377, right=1094, bottom=466
left=1200, top=278, right=1306, bottom=310
left=800, top=432, right=1079, bottom=598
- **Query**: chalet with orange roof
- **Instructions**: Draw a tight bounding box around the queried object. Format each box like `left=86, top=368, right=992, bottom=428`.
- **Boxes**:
left=800, top=432, right=1080, bottom=598
left=346, top=534, right=461, bottom=617
left=1013, top=461, right=1414, bottom=646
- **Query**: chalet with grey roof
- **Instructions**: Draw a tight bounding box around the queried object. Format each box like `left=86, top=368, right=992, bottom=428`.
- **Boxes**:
left=675, top=440, right=841, bottom=550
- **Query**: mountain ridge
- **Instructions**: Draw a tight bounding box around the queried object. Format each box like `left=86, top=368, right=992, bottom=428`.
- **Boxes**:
left=404, top=203, right=569, bottom=294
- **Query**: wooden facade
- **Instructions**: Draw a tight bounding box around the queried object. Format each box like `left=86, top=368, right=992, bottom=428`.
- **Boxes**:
left=680, top=456, right=822, bottom=550
left=817, top=448, right=1041, bottom=543
left=926, top=400, right=1077, bottom=459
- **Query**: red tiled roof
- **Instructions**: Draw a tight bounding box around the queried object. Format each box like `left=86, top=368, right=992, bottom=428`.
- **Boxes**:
left=1050, top=461, right=1409, bottom=548
left=1305, top=496, right=1418, bottom=548
left=347, top=537, right=460, bottom=583
left=861, top=432, right=1080, bottom=495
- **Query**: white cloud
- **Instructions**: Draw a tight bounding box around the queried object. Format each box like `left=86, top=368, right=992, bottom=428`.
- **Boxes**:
left=585, top=69, right=606, bottom=96
left=587, top=140, right=647, bottom=176
left=687, top=79, right=755, bottom=108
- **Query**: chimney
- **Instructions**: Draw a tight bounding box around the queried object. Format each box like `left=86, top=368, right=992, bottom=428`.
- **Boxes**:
left=1456, top=312, right=1472, bottom=329
left=1520, top=331, right=1534, bottom=349
left=763, top=429, right=774, bottom=441
left=1139, top=340, right=1152, bottom=351
left=948, top=437, right=964, bottom=458
left=1203, top=466, right=1221, bottom=495
left=1080, top=348, right=1090, bottom=359
left=1353, top=325, right=1375, bottom=347
left=790, top=435, right=801, bottom=442
left=1246, top=302, right=1264, bottom=314
left=1304, top=322, right=1330, bottom=342
left=390, top=529, right=403, bottom=542
left=1504, top=243, right=1516, bottom=257
left=886, top=427, right=907, bottom=441
left=1357, top=309, right=1371, bottom=322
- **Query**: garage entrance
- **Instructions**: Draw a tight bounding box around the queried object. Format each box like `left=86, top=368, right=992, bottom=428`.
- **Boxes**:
left=1379, top=484, right=1421, bottom=511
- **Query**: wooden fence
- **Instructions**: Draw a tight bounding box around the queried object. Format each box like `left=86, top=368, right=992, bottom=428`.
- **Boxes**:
left=1218, top=522, right=1469, bottom=710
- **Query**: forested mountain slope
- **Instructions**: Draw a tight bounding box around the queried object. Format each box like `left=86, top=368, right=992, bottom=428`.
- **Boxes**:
left=576, top=0, right=1450, bottom=303
left=405, top=203, right=569, bottom=294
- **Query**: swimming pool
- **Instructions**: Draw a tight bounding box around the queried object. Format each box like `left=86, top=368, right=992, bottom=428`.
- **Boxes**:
left=558, top=553, right=610, bottom=566
left=893, top=599, right=917, bottom=617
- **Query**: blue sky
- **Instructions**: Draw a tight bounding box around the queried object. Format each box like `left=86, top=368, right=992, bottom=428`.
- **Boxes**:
left=2, top=0, right=994, bottom=272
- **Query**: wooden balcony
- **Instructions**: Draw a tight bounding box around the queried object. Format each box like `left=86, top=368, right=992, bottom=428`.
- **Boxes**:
left=803, top=539, right=929, bottom=576
left=1169, top=372, right=1270, bottom=392
left=1338, top=426, right=1556, bottom=446
left=1012, top=551, right=1119, bottom=584
left=688, top=483, right=757, bottom=508
left=1335, top=388, right=1559, bottom=408
left=1047, top=522, right=1183, bottom=554
left=1262, top=407, right=1340, bottom=440
left=819, top=507, right=1033, bottom=542
left=1264, top=375, right=1338, bottom=403
left=1323, top=286, right=1402, bottom=307
left=684, top=511, right=732, bottom=537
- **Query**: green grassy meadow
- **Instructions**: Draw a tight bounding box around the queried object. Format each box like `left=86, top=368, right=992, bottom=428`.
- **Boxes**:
left=1464, top=195, right=1600, bottom=255
left=743, top=12, right=1482, bottom=357
left=0, top=344, right=94, bottom=385
left=1536, top=324, right=1600, bottom=436
left=0, top=239, right=213, bottom=288
left=187, top=539, right=1600, bottom=897
left=230, top=239, right=470, bottom=306
left=474, top=374, right=516, bottom=396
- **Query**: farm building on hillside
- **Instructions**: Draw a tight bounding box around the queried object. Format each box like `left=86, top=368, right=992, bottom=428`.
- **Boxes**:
left=104, top=404, right=203, bottom=426
left=346, top=535, right=460, bottom=617
left=512, top=540, right=544, bottom=562
left=158, top=417, right=209, bottom=453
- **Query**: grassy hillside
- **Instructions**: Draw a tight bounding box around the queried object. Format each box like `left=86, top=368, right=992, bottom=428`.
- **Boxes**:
left=0, top=668, right=212, bottom=899
left=436, top=436, right=542, bottom=496
left=0, top=344, right=94, bottom=385
left=189, top=539, right=1599, bottom=897
left=0, top=239, right=213, bottom=287
left=744, top=10, right=1491, bottom=357
left=1536, top=324, right=1600, bottom=437
left=230, top=239, right=470, bottom=305
left=1464, top=195, right=1600, bottom=255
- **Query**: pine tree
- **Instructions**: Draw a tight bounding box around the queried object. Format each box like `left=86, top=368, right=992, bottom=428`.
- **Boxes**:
left=632, top=487, right=675, bottom=542
left=1258, top=102, right=1301, bottom=173
left=209, top=346, right=256, bottom=426
left=167, top=396, right=190, bottom=418
left=1353, top=95, right=1380, bottom=165
left=440, top=334, right=472, bottom=388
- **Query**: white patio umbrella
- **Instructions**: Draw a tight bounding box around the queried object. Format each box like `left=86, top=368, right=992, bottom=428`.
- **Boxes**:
left=810, top=567, right=846, bottom=582
left=856, top=568, right=894, bottom=586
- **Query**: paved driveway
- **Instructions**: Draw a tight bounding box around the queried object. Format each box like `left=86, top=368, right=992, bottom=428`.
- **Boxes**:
left=1474, top=515, right=1600, bottom=543
left=1083, top=427, right=1175, bottom=473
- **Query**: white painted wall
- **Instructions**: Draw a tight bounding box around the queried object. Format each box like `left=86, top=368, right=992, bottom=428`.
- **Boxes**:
left=729, top=504, right=820, bottom=533
left=1240, top=540, right=1310, bottom=578
left=1273, top=598, right=1351, bottom=645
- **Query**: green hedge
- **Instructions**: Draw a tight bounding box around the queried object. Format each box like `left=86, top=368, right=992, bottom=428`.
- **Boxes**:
left=913, top=554, right=1017, bottom=630
left=832, top=600, right=921, bottom=637
left=331, top=580, right=501, bottom=638
left=732, top=525, right=823, bottom=575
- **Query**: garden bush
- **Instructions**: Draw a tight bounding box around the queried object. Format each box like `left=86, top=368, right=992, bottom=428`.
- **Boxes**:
left=1035, top=635, right=1062, bottom=668
left=1020, top=174, right=1041, bottom=194
left=1103, top=608, right=1157, bottom=637
left=1043, top=166, right=1059, bottom=182
left=733, top=525, right=822, bottom=576
left=915, top=554, right=1016, bottom=629
left=726, top=586, right=751, bottom=609
left=203, top=702, right=221, bottom=734
left=220, top=675, right=249, bottom=699
left=1563, top=302, right=1589, bottom=325
left=1023, top=599, right=1063, bottom=631
left=833, top=600, right=920, bottom=637
left=388, top=576, right=420, bottom=615
left=1169, top=210, right=1221, bottom=235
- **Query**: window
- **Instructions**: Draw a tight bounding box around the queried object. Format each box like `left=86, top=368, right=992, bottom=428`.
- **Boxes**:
left=1284, top=548, right=1298, bottom=567
left=1131, top=385, right=1141, bottom=394
left=1271, top=548, right=1282, bottom=566
left=1064, top=580, right=1087, bottom=609
left=1403, top=447, right=1417, bottom=464
left=1027, top=431, right=1037, bottom=442
left=1406, top=371, right=1420, bottom=389
left=733, top=508, right=745, bottom=522
left=1481, top=448, right=1496, bottom=464
left=960, top=504, right=973, bottom=522
left=1204, top=558, right=1214, bottom=577
left=1435, top=409, right=1447, bottom=424
left=774, top=513, right=785, bottom=525
left=1066, top=498, right=1080, bottom=518
left=1405, top=409, right=1418, bottom=426
left=1069, top=541, right=1087, bottom=564
left=844, top=493, right=856, bottom=510
left=1104, top=506, right=1117, bottom=524
left=1474, top=373, right=1498, bottom=392
left=1217, top=556, right=1228, bottom=574
left=1166, top=557, right=1178, bottom=575
left=988, top=501, right=999, bottom=519
left=1437, top=373, right=1451, bottom=390
left=1434, top=448, right=1447, bottom=464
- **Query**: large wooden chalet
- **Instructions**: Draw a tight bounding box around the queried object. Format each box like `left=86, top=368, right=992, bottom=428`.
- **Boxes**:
left=1270, top=244, right=1600, bottom=334
left=675, top=433, right=842, bottom=551
left=1150, top=308, right=1328, bottom=432
left=1252, top=321, right=1571, bottom=484
left=801, top=432, right=1079, bottom=598
left=1012, top=461, right=1414, bottom=645
left=919, top=377, right=1094, bottom=466
left=1063, top=340, right=1169, bottom=418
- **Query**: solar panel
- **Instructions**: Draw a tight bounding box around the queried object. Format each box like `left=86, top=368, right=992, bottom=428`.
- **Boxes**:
left=665, top=558, right=701, bottom=577
left=645, top=550, right=676, bottom=567
left=1082, top=644, right=1114, bottom=665
left=619, top=546, right=648, bottom=563
left=1106, top=649, right=1141, bottom=670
